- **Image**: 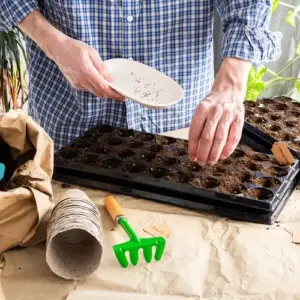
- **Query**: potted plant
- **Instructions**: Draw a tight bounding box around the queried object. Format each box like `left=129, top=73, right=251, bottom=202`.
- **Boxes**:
left=0, top=29, right=28, bottom=114
left=246, top=0, right=300, bottom=102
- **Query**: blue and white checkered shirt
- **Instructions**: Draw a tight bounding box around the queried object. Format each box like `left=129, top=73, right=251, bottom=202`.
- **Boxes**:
left=1, top=0, right=281, bottom=151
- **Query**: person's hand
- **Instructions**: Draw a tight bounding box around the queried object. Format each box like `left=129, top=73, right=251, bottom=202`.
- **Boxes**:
left=188, top=58, right=251, bottom=166
left=46, top=37, right=124, bottom=100
left=19, top=11, right=122, bottom=99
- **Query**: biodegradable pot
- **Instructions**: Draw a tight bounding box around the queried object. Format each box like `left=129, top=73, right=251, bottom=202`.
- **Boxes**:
left=46, top=189, right=103, bottom=280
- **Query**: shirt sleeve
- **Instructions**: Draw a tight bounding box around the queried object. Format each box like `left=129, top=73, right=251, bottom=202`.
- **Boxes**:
left=216, top=0, right=282, bottom=66
left=0, top=0, right=39, bottom=31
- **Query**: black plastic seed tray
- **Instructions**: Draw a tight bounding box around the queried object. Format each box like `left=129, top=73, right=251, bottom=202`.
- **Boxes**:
left=53, top=169, right=300, bottom=225
left=244, top=97, right=300, bottom=158
left=53, top=125, right=300, bottom=224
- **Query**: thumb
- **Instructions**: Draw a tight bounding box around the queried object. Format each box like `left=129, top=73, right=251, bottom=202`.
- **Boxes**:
left=90, top=52, right=113, bottom=82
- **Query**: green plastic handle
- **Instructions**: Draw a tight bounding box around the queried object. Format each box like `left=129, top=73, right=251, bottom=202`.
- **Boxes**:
left=118, top=217, right=140, bottom=243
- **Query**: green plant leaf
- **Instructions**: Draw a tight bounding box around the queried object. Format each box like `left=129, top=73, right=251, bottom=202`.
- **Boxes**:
left=295, top=81, right=300, bottom=94
left=248, top=66, right=256, bottom=81
left=246, top=67, right=267, bottom=101
left=285, top=10, right=297, bottom=27
left=248, top=66, right=267, bottom=82
left=271, top=0, right=279, bottom=13
left=246, top=82, right=265, bottom=101
left=297, top=42, right=300, bottom=56
left=256, top=67, right=267, bottom=81
left=0, top=30, right=28, bottom=112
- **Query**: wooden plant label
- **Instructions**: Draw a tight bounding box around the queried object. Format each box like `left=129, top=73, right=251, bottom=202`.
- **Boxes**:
left=271, top=142, right=295, bottom=166
left=144, top=223, right=172, bottom=238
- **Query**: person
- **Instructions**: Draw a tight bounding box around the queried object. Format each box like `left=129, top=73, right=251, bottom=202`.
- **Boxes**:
left=0, top=1, right=280, bottom=166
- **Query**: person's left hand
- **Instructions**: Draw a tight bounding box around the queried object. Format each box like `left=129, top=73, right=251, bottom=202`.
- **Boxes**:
left=188, top=57, right=251, bottom=166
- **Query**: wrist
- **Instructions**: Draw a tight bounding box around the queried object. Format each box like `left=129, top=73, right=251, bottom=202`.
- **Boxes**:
left=213, top=57, right=252, bottom=93
left=43, top=30, right=70, bottom=60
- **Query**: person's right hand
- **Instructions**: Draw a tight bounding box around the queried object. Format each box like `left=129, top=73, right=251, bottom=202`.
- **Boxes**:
left=46, top=37, right=124, bottom=100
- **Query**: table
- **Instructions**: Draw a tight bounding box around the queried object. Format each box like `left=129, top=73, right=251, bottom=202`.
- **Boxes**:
left=1, top=128, right=300, bottom=300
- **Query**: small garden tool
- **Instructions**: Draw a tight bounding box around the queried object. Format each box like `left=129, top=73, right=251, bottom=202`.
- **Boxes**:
left=104, top=195, right=166, bottom=268
left=0, top=163, right=5, bottom=181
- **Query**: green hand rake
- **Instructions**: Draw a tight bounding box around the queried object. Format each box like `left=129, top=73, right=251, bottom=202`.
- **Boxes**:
left=104, top=195, right=166, bottom=268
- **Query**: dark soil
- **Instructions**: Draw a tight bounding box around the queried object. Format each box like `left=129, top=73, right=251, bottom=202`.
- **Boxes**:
left=168, top=171, right=192, bottom=183
left=149, top=166, right=169, bottom=178
left=251, top=177, right=281, bottom=189
left=61, top=183, right=71, bottom=189
left=118, top=149, right=135, bottom=158
left=140, top=151, right=156, bottom=162
left=54, top=125, right=289, bottom=202
left=0, top=139, right=37, bottom=191
left=219, top=181, right=247, bottom=194
left=8, top=175, right=43, bottom=190
left=264, top=166, right=289, bottom=177
left=194, top=177, right=220, bottom=189
left=245, top=97, right=300, bottom=154
left=124, top=163, right=147, bottom=173
left=247, top=188, right=274, bottom=200
left=101, top=157, right=122, bottom=169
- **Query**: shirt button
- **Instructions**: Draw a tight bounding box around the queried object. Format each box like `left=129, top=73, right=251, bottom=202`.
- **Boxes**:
left=127, top=15, right=134, bottom=22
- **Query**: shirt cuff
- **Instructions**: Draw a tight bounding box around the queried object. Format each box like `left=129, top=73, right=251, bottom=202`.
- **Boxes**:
left=221, top=25, right=282, bottom=66
left=1, top=1, right=39, bottom=31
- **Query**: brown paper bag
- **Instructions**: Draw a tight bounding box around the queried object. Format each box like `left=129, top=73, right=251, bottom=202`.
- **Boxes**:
left=0, top=110, right=54, bottom=252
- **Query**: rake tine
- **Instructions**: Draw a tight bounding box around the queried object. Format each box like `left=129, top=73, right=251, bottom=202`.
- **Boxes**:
left=113, top=246, right=129, bottom=268
left=154, top=238, right=166, bottom=261
left=143, top=246, right=153, bottom=263
left=129, top=248, right=139, bottom=266
left=105, top=196, right=166, bottom=267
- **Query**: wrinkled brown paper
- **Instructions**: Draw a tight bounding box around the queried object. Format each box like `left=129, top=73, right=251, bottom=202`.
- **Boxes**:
left=0, top=110, right=53, bottom=252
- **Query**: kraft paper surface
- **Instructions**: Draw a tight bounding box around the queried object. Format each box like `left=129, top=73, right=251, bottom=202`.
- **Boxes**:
left=0, top=110, right=53, bottom=252
left=1, top=127, right=300, bottom=300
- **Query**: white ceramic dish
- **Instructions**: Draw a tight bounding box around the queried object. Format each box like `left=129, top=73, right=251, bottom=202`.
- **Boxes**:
left=104, top=58, right=184, bottom=109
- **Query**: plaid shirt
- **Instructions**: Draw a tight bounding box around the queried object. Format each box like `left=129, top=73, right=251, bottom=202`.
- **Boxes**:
left=1, top=0, right=281, bottom=151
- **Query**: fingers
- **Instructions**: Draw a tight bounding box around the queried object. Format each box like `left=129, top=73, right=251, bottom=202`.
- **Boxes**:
left=220, top=111, right=244, bottom=159
left=90, top=50, right=113, bottom=82
left=89, top=77, right=125, bottom=101
left=90, top=52, right=125, bottom=101
left=52, top=39, right=125, bottom=100
left=188, top=101, right=210, bottom=160
left=189, top=96, right=244, bottom=166
left=207, top=106, right=234, bottom=164
left=83, top=59, right=124, bottom=101
left=85, top=83, right=105, bottom=98
left=67, top=48, right=124, bottom=100
left=195, top=103, right=223, bottom=166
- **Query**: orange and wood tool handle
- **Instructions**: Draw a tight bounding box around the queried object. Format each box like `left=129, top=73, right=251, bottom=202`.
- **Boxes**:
left=104, top=195, right=125, bottom=223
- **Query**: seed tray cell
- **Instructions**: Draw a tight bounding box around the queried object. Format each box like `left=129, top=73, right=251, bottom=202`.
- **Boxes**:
left=54, top=125, right=300, bottom=224
left=244, top=97, right=300, bottom=158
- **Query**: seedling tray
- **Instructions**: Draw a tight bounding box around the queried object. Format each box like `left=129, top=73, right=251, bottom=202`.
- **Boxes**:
left=54, top=125, right=300, bottom=224
left=53, top=169, right=300, bottom=225
left=244, top=97, right=300, bottom=158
